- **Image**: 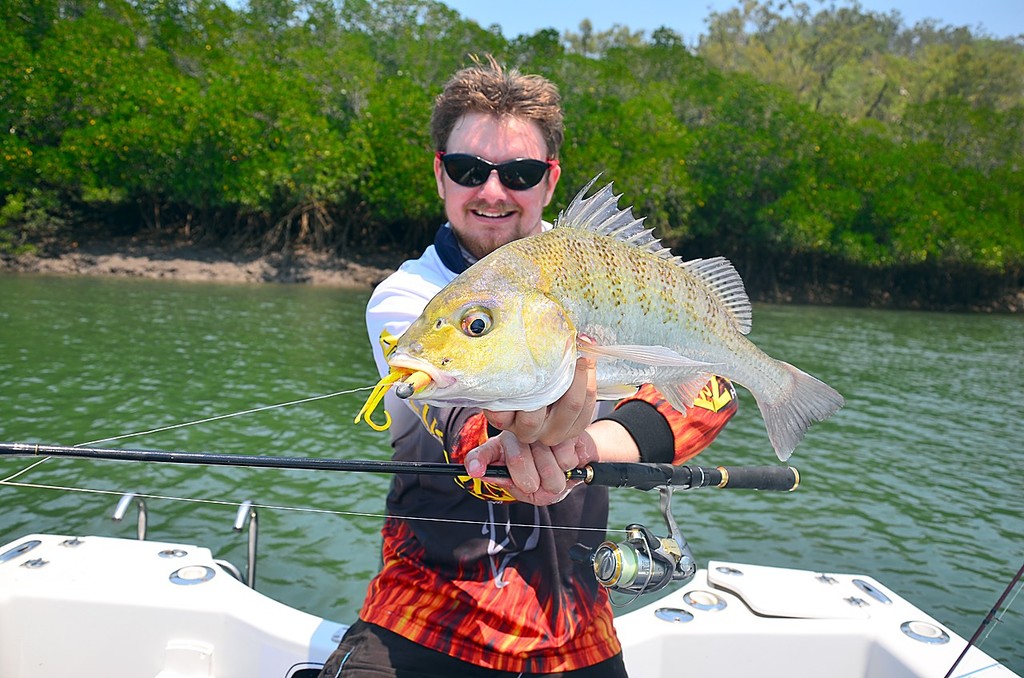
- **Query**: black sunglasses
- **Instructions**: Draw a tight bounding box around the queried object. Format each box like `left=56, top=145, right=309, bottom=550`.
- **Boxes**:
left=437, top=152, right=558, bottom=191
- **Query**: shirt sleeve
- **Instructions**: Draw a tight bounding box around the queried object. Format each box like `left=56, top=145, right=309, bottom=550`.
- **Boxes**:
left=598, top=377, right=738, bottom=464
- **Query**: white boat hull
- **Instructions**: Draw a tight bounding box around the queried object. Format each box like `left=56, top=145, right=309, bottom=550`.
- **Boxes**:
left=616, top=561, right=1016, bottom=677
left=0, top=533, right=1017, bottom=678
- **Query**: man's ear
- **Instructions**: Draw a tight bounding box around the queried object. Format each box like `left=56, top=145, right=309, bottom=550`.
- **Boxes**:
left=434, top=154, right=446, bottom=200
left=542, top=162, right=561, bottom=207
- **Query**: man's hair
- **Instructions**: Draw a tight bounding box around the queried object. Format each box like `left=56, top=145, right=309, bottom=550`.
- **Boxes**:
left=431, top=55, right=564, bottom=159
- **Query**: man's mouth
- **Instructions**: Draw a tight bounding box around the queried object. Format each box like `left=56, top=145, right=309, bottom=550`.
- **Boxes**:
left=469, top=203, right=516, bottom=219
left=472, top=209, right=514, bottom=219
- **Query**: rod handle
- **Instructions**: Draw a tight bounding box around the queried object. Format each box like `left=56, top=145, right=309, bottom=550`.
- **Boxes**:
left=711, top=465, right=800, bottom=491
left=579, top=463, right=799, bottom=491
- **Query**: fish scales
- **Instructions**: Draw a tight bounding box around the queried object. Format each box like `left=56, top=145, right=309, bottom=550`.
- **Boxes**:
left=366, top=178, right=845, bottom=461
left=513, top=229, right=734, bottom=355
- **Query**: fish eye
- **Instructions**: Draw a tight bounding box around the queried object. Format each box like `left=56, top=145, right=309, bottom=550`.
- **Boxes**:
left=460, top=309, right=493, bottom=337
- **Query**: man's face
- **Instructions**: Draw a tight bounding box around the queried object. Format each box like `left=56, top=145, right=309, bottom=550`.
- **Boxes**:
left=434, top=112, right=560, bottom=261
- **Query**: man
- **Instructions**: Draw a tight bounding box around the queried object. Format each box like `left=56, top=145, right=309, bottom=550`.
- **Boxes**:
left=320, top=57, right=736, bottom=677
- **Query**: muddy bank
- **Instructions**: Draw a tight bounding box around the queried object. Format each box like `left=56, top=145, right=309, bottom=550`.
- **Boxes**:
left=1, top=241, right=399, bottom=289
left=3, top=240, right=1021, bottom=312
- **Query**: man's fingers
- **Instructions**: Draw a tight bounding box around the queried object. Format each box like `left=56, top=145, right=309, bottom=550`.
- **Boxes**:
left=510, top=479, right=580, bottom=506
left=464, top=435, right=505, bottom=477
left=551, top=439, right=583, bottom=472
left=536, top=357, right=597, bottom=446
left=465, top=431, right=592, bottom=502
left=530, top=443, right=569, bottom=495
left=484, top=407, right=549, bottom=444
left=504, top=435, right=541, bottom=494
left=483, top=409, right=515, bottom=431
left=484, top=356, right=597, bottom=447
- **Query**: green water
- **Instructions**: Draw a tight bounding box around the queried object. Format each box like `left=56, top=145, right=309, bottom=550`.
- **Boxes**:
left=1, top=273, right=1021, bottom=671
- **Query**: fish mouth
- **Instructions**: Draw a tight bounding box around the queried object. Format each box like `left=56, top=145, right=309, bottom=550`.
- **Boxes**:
left=386, top=355, right=455, bottom=396
left=353, top=358, right=453, bottom=432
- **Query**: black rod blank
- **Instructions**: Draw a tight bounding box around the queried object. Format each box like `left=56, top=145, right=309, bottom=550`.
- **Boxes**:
left=0, top=442, right=798, bottom=491
left=0, top=441, right=512, bottom=477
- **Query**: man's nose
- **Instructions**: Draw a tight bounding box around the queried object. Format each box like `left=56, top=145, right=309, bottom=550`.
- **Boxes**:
left=477, top=170, right=510, bottom=199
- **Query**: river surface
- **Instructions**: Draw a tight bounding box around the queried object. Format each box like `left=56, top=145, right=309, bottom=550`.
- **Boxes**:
left=1, top=273, right=1021, bottom=671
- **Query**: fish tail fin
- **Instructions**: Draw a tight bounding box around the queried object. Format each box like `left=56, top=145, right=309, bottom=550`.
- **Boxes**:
left=755, top=362, right=845, bottom=462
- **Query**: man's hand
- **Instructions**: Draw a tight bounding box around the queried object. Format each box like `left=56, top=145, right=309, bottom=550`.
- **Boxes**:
left=464, top=430, right=598, bottom=506
left=483, top=356, right=597, bottom=446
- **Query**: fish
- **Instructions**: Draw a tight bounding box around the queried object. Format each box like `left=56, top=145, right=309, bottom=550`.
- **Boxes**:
left=356, top=178, right=844, bottom=461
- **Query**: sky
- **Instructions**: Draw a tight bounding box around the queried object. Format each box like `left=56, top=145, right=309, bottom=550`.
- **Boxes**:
left=441, top=0, right=1023, bottom=42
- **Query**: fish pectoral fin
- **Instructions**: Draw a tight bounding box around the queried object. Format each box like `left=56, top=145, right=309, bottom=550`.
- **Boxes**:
left=580, top=342, right=718, bottom=369
left=596, top=384, right=641, bottom=401
left=654, top=374, right=716, bottom=415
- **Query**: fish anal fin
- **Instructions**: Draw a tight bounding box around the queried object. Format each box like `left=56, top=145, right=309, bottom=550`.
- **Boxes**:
left=654, top=374, right=715, bottom=416
left=596, top=384, right=641, bottom=401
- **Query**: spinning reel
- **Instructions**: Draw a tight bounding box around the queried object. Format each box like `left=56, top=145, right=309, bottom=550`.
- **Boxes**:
left=573, top=486, right=695, bottom=597
left=570, top=463, right=799, bottom=598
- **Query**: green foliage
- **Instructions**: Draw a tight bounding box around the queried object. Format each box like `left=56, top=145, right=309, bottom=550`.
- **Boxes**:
left=562, top=19, right=646, bottom=58
left=0, top=189, right=64, bottom=254
left=1, top=0, right=1021, bottom=305
left=351, top=73, right=437, bottom=243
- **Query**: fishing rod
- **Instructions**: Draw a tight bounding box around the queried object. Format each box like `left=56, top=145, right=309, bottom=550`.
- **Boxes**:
left=943, top=559, right=1024, bottom=678
left=0, top=441, right=799, bottom=491
left=2, top=440, right=799, bottom=599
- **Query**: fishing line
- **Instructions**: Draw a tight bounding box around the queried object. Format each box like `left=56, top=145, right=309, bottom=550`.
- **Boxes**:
left=0, top=457, right=51, bottom=484
left=0, top=383, right=621, bottom=535
left=0, top=478, right=613, bottom=534
left=77, top=385, right=373, bottom=447
left=0, top=385, right=374, bottom=484
left=978, top=565, right=1023, bottom=646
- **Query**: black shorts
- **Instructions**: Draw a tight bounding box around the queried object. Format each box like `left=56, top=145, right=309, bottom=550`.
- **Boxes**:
left=318, top=620, right=630, bottom=678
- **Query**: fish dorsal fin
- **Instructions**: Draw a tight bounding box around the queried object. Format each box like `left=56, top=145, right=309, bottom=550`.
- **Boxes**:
left=557, top=177, right=753, bottom=336
left=681, top=257, right=752, bottom=335
left=554, top=176, right=678, bottom=263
